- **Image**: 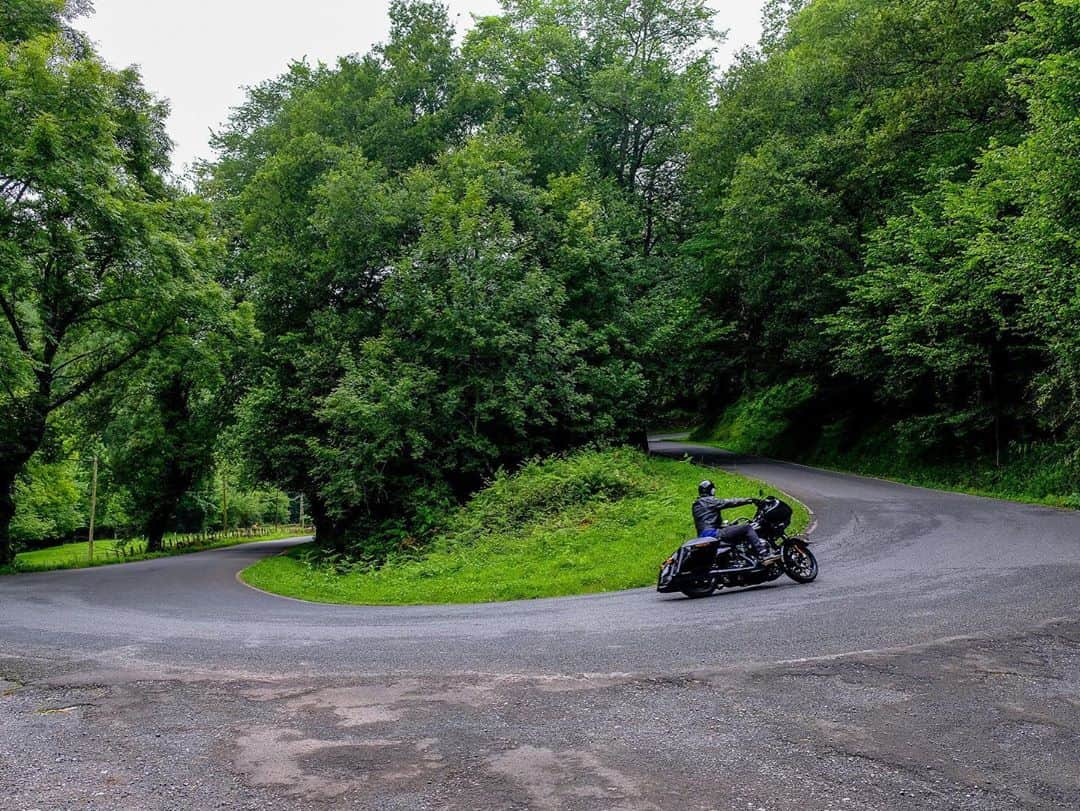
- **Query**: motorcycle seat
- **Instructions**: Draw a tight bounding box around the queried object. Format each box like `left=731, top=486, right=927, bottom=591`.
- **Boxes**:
left=681, top=538, right=732, bottom=555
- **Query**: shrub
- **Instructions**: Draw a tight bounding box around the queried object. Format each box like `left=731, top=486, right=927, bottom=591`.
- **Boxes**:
left=694, top=378, right=818, bottom=455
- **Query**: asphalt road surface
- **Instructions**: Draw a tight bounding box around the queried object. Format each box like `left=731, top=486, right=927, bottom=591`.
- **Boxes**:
left=1, top=440, right=1078, bottom=810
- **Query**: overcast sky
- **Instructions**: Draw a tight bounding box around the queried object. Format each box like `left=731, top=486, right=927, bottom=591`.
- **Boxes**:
left=77, top=1, right=767, bottom=175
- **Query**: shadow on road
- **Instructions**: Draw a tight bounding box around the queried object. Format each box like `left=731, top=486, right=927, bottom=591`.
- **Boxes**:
left=647, top=440, right=760, bottom=467
left=221, top=537, right=311, bottom=560
left=656, top=579, right=804, bottom=602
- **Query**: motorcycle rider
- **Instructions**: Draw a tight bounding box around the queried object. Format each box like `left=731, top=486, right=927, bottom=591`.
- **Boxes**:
left=692, top=480, right=777, bottom=563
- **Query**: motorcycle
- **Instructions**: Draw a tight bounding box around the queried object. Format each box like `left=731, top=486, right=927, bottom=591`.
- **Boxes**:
left=657, top=496, right=818, bottom=598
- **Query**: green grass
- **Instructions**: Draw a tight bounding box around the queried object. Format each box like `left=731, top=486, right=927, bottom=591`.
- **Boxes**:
left=693, top=430, right=1080, bottom=509
left=809, top=444, right=1079, bottom=509
left=690, top=378, right=816, bottom=453
left=240, top=447, right=810, bottom=605
left=692, top=386, right=1079, bottom=510
left=2, top=526, right=311, bottom=575
left=693, top=433, right=1078, bottom=509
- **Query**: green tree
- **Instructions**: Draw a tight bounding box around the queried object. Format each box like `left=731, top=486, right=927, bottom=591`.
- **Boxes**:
left=94, top=295, right=256, bottom=551
left=204, top=0, right=716, bottom=555
left=826, top=0, right=1080, bottom=457
left=310, top=136, right=647, bottom=551
left=9, top=451, right=83, bottom=545
left=997, top=0, right=1080, bottom=441
left=686, top=0, right=1028, bottom=433
left=464, top=0, right=716, bottom=249
left=0, top=1, right=210, bottom=564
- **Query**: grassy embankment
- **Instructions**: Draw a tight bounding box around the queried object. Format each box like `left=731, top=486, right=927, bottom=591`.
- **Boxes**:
left=241, top=447, right=809, bottom=605
left=1, top=526, right=311, bottom=575
left=692, top=381, right=1080, bottom=510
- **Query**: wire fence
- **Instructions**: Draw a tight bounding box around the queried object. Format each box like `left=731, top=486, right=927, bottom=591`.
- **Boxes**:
left=106, top=524, right=306, bottom=560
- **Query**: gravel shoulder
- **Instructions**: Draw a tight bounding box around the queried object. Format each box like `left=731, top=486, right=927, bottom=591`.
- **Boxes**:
left=3, top=620, right=1077, bottom=810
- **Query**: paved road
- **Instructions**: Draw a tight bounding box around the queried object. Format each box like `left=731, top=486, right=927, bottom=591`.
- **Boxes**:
left=1, top=441, right=1078, bottom=809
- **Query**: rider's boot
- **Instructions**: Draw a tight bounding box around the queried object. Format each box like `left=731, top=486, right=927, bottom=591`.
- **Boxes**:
left=755, top=539, right=780, bottom=565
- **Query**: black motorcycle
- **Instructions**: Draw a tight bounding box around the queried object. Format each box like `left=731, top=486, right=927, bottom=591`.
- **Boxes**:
left=657, top=496, right=818, bottom=598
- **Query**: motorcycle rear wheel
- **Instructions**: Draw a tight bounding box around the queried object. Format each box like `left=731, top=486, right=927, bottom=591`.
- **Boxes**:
left=782, top=543, right=818, bottom=583
left=680, top=578, right=718, bottom=599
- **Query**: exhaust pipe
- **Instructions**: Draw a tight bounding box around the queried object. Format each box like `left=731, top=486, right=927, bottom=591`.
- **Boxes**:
left=708, top=562, right=758, bottom=575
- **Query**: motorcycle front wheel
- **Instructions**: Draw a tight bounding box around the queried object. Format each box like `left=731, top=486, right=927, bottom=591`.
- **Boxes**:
left=680, top=577, right=718, bottom=599
left=782, top=543, right=818, bottom=583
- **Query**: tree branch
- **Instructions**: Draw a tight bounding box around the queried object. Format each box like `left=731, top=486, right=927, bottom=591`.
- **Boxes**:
left=0, top=371, right=18, bottom=402
left=49, top=325, right=171, bottom=411
left=0, top=296, right=31, bottom=355
left=50, top=339, right=127, bottom=377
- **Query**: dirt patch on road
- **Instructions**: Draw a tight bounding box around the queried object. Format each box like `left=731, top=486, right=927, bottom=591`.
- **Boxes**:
left=233, top=726, right=438, bottom=799
left=488, top=745, right=657, bottom=810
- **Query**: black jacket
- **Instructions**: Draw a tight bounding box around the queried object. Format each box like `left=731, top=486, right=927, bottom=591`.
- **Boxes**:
left=692, top=495, right=755, bottom=536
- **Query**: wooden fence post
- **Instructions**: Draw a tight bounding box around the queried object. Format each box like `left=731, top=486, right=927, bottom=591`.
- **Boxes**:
left=87, top=455, right=98, bottom=564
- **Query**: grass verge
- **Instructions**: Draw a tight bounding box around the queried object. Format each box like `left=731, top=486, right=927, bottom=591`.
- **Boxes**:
left=692, top=385, right=1079, bottom=509
left=2, top=526, right=311, bottom=575
left=808, top=446, right=1079, bottom=509
left=239, top=447, right=809, bottom=605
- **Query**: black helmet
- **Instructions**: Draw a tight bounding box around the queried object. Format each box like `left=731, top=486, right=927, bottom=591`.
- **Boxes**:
left=698, top=480, right=715, bottom=497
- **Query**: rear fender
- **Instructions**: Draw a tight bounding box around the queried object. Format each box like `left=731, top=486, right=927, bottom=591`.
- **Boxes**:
left=782, top=536, right=813, bottom=547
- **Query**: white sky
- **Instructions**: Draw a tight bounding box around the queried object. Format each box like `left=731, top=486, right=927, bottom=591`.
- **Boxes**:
left=77, top=1, right=767, bottom=175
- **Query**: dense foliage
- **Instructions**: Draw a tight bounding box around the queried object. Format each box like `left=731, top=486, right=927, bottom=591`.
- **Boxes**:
left=0, top=0, right=217, bottom=563
left=0, top=1, right=285, bottom=561
left=202, top=0, right=716, bottom=555
left=4, top=0, right=1078, bottom=563
left=689, top=0, right=1079, bottom=488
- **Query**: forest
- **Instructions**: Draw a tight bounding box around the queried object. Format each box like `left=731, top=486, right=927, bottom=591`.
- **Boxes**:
left=2, top=0, right=1077, bottom=567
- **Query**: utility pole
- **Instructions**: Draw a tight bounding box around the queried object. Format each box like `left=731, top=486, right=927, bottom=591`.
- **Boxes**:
left=87, top=455, right=98, bottom=563
left=222, top=475, right=229, bottom=534
left=298, top=493, right=304, bottom=530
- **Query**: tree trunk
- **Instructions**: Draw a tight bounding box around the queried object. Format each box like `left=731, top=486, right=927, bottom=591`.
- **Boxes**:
left=140, top=374, right=198, bottom=554
left=308, top=493, right=346, bottom=555
left=636, top=428, right=651, bottom=453
left=0, top=472, right=17, bottom=567
left=143, top=462, right=197, bottom=553
left=145, top=509, right=169, bottom=554
left=0, top=404, right=48, bottom=567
